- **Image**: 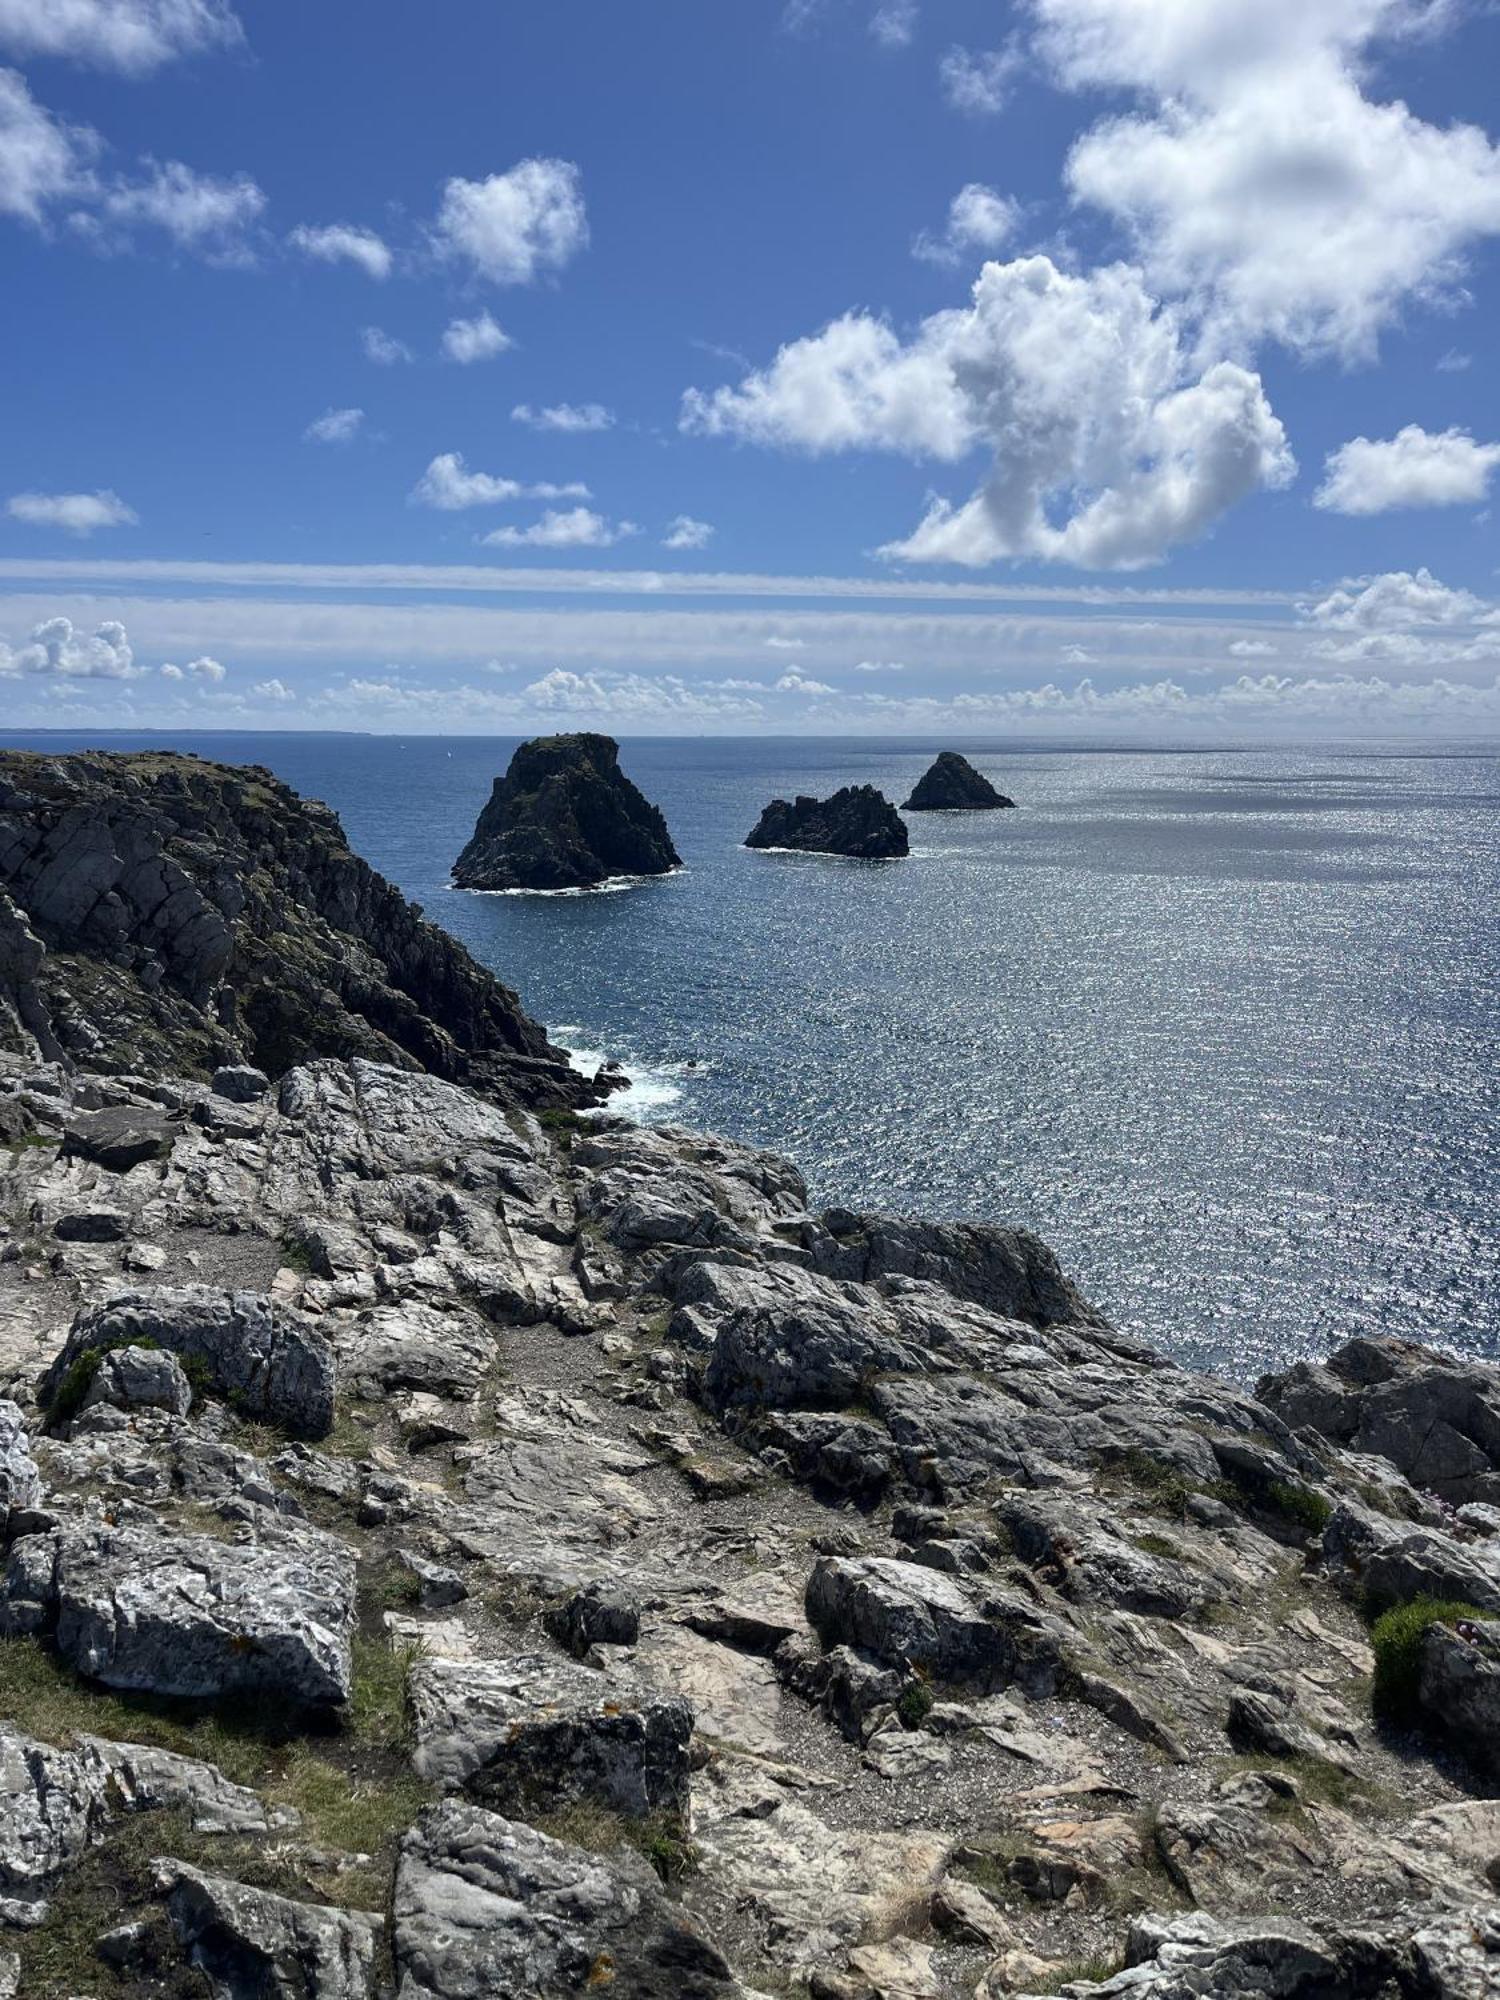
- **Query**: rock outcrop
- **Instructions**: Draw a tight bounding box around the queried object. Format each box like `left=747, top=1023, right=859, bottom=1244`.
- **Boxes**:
left=744, top=785, right=908, bottom=859
left=0, top=750, right=594, bottom=1110
left=903, top=751, right=1016, bottom=812
left=453, top=733, right=680, bottom=892
left=1, top=754, right=1498, bottom=1998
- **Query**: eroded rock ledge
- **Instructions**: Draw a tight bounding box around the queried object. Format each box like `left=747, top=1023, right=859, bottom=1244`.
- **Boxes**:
left=0, top=755, right=1496, bottom=2000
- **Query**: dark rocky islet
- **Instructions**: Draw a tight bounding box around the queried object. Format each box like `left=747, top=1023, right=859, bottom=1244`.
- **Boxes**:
left=903, top=750, right=1016, bottom=813
left=452, top=732, right=680, bottom=893
left=744, top=783, right=909, bottom=859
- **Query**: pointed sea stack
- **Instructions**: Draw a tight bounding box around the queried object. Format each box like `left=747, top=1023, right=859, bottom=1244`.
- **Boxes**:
left=903, top=750, right=1015, bottom=812
left=454, top=734, right=680, bottom=892
left=744, top=785, right=908, bottom=860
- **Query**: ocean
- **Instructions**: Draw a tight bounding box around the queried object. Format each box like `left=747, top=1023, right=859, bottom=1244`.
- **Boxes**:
left=5, top=729, right=1497, bottom=1382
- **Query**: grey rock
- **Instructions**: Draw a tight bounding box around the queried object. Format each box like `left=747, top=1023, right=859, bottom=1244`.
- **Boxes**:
left=53, top=1205, right=130, bottom=1243
left=0, top=1401, right=40, bottom=1526
left=545, top=1580, right=642, bottom=1657
left=81, top=1344, right=193, bottom=1418
left=41, top=1286, right=336, bottom=1438
left=62, top=1105, right=177, bottom=1172
left=395, top=1551, right=467, bottom=1609
left=392, top=1799, right=741, bottom=1999
left=409, top=1652, right=691, bottom=1817
left=160, top=1861, right=380, bottom=2000
left=5, top=1516, right=355, bottom=1706
left=211, top=1064, right=270, bottom=1102
left=805, top=1556, right=1060, bottom=1692
left=1419, top=1617, right=1500, bottom=1773
left=1322, top=1501, right=1500, bottom=1614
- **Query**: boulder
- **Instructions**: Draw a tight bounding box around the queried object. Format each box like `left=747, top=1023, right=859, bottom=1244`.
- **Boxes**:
left=545, top=1580, right=642, bottom=1657
left=744, top=786, right=908, bottom=860
left=81, top=1344, right=193, bottom=1418
left=52, top=1205, right=130, bottom=1243
left=452, top=734, right=679, bottom=892
left=41, top=1286, right=336, bottom=1438
left=61, top=1106, right=177, bottom=1173
left=160, top=1862, right=381, bottom=2000
left=1418, top=1617, right=1500, bottom=1772
left=805, top=1556, right=1050, bottom=1689
left=211, top=1063, right=270, bottom=1102
left=409, top=1653, right=692, bottom=1817
left=902, top=752, right=1015, bottom=812
left=0, top=1401, right=40, bottom=1527
left=392, top=1800, right=743, bottom=1999
left=3, top=1517, right=355, bottom=1707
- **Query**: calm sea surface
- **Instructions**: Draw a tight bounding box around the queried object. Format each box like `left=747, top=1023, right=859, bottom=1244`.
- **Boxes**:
left=6, top=730, right=1498, bottom=1381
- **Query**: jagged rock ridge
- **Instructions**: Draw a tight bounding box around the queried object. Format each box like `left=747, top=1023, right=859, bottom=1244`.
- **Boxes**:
left=744, top=784, right=909, bottom=859
left=903, top=751, right=1016, bottom=813
left=452, top=733, right=680, bottom=892
left=0, top=749, right=595, bottom=1111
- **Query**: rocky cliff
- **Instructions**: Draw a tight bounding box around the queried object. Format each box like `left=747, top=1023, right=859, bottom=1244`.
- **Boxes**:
left=453, top=733, right=680, bottom=892
left=745, top=785, right=909, bottom=859
left=0, top=750, right=596, bottom=1112
left=0, top=759, right=1497, bottom=2000
left=904, top=752, right=1016, bottom=813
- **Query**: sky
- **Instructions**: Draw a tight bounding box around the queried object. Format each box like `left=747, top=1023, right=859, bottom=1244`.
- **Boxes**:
left=2, top=0, right=1499, bottom=741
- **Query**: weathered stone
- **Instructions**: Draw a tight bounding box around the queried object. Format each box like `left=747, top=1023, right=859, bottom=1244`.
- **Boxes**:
left=53, top=1205, right=130, bottom=1243
left=211, top=1064, right=270, bottom=1102
left=41, top=1286, right=336, bottom=1438
left=392, top=1800, right=741, bottom=1998
left=409, top=1652, right=692, bottom=1816
left=81, top=1344, right=193, bottom=1418
left=805, top=1556, right=1055, bottom=1690
left=160, top=1861, right=380, bottom=2000
left=546, top=1580, right=642, bottom=1657
left=453, top=734, right=680, bottom=893
left=4, top=1517, right=355, bottom=1706
left=1419, top=1616, right=1500, bottom=1773
left=0, top=1401, right=40, bottom=1526
left=62, top=1106, right=177, bottom=1172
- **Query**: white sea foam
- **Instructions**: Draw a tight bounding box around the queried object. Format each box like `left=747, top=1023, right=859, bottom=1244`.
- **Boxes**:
left=552, top=1028, right=700, bottom=1122
left=451, top=868, right=685, bottom=900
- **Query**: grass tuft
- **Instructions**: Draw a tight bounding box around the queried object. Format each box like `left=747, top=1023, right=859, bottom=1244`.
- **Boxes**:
left=1370, top=1595, right=1488, bottom=1726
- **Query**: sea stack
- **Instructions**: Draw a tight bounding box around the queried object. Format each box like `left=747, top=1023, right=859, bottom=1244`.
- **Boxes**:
left=453, top=733, right=680, bottom=892
left=903, top=750, right=1015, bottom=812
left=744, top=785, right=908, bottom=859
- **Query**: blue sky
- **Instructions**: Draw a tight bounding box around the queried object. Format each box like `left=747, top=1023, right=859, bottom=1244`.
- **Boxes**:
left=2, top=0, right=1499, bottom=738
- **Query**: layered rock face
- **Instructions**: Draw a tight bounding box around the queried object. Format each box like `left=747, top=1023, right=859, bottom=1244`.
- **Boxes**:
left=744, top=784, right=909, bottom=859
left=903, top=751, right=1016, bottom=812
left=453, top=733, right=680, bottom=891
left=1, top=764, right=1499, bottom=1998
left=0, top=750, right=595, bottom=1111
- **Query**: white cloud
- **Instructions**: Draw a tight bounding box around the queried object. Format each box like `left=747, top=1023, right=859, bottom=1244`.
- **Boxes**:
left=303, top=407, right=364, bottom=446
left=685, top=255, right=1293, bottom=570
left=0, top=613, right=138, bottom=677
left=480, top=507, right=636, bottom=550
left=1229, top=637, right=1277, bottom=656
left=913, top=182, right=1020, bottom=265
left=662, top=515, right=714, bottom=550
left=361, top=325, right=411, bottom=365
left=1305, top=566, right=1496, bottom=629
left=432, top=157, right=587, bottom=285
left=1037, top=0, right=1500, bottom=361
left=441, top=311, right=512, bottom=364
left=938, top=42, right=1023, bottom=114
left=0, top=67, right=94, bottom=222
left=252, top=676, right=294, bottom=701
left=409, top=453, right=590, bottom=510
left=766, top=636, right=805, bottom=649
left=512, top=401, right=614, bottom=433
left=517, top=666, right=765, bottom=723
left=7, top=488, right=136, bottom=535
left=870, top=1, right=917, bottom=47
left=159, top=652, right=224, bottom=681
left=775, top=670, right=837, bottom=693
left=1437, top=348, right=1472, bottom=372
left=0, top=0, right=242, bottom=75
left=854, top=659, right=906, bottom=671
left=289, top=222, right=391, bottom=280
left=1314, top=424, right=1500, bottom=513
left=98, top=157, right=265, bottom=259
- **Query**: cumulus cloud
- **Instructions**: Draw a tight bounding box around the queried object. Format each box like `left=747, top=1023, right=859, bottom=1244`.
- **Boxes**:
left=0, top=66, right=94, bottom=222
left=0, top=0, right=242, bottom=75
left=854, top=659, right=906, bottom=671
left=511, top=401, right=614, bottom=433
left=409, top=453, right=589, bottom=510
left=159, top=653, right=224, bottom=681
left=1229, top=637, right=1277, bottom=656
left=360, top=325, right=411, bottom=365
left=97, top=157, right=265, bottom=259
left=775, top=669, right=837, bottom=692
left=1304, top=567, right=1498, bottom=631
left=938, top=43, right=1023, bottom=114
left=518, top=666, right=763, bottom=722
left=480, top=507, right=636, bottom=550
left=684, top=255, right=1293, bottom=570
left=913, top=183, right=1020, bottom=265
left=441, top=311, right=512, bottom=364
left=1035, top=0, right=1500, bottom=360
left=303, top=407, right=364, bottom=445
left=0, top=614, right=138, bottom=677
left=252, top=676, right=294, bottom=701
left=432, top=158, right=587, bottom=285
left=1314, top=424, right=1500, bottom=513
left=289, top=222, right=391, bottom=280
left=662, top=515, right=714, bottom=550
left=6, top=488, right=137, bottom=534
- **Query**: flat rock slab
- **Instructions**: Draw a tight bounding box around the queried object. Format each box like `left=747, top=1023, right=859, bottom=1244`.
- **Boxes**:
left=160, top=1861, right=381, bottom=2000
left=806, top=1555, right=1013, bottom=1685
left=62, top=1106, right=177, bottom=1172
left=3, top=1518, right=355, bottom=1707
left=410, top=1652, right=691, bottom=1817
left=393, top=1800, right=742, bottom=2000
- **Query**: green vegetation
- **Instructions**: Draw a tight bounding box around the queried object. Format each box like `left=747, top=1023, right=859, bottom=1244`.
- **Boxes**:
left=1025, top=1950, right=1128, bottom=1994
left=41, top=1335, right=163, bottom=1428
left=1105, top=1447, right=1192, bottom=1518
left=1263, top=1480, right=1333, bottom=1537
left=3, top=1130, right=57, bottom=1155
left=1370, top=1596, right=1487, bottom=1725
left=897, top=1680, right=935, bottom=1730
left=1131, top=1530, right=1189, bottom=1562
left=277, top=1234, right=317, bottom=1276
left=534, top=1803, right=698, bottom=1886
